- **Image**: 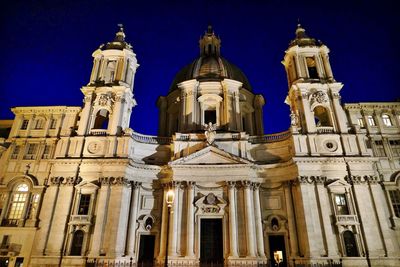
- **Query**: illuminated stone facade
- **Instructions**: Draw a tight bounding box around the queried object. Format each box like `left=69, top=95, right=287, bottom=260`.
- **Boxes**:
left=0, top=25, right=399, bottom=267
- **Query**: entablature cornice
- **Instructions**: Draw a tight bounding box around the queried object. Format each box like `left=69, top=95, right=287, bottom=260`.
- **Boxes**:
left=344, top=102, right=400, bottom=111
left=293, top=157, right=346, bottom=164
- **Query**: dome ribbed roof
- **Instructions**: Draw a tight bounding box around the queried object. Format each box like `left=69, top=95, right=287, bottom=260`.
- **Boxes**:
left=169, top=26, right=252, bottom=92
left=169, top=56, right=252, bottom=92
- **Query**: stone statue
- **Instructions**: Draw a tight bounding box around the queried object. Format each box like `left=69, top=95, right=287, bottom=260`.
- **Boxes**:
left=204, top=122, right=217, bottom=145
left=290, top=112, right=299, bottom=126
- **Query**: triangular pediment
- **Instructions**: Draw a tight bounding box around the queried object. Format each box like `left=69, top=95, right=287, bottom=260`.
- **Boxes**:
left=170, top=146, right=252, bottom=165
left=326, top=179, right=350, bottom=193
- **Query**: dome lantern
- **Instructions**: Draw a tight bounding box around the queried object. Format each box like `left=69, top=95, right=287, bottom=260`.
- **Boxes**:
left=199, top=25, right=221, bottom=56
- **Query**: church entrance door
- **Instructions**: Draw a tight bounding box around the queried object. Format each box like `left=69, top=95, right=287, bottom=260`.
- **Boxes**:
left=138, top=235, right=155, bottom=266
left=200, top=218, right=223, bottom=266
left=269, top=235, right=287, bottom=267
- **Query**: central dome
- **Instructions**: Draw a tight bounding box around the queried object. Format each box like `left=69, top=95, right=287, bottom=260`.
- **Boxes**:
left=169, top=26, right=252, bottom=92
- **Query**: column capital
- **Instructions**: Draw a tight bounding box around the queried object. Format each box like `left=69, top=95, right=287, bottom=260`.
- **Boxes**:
left=345, top=175, right=365, bottom=185
left=161, top=180, right=182, bottom=189
left=252, top=182, right=261, bottom=190
left=131, top=181, right=142, bottom=188
left=364, top=175, right=380, bottom=185
left=187, top=181, right=196, bottom=189
left=50, top=176, right=82, bottom=186
left=99, top=176, right=129, bottom=187
left=241, top=180, right=253, bottom=189
left=226, top=181, right=237, bottom=189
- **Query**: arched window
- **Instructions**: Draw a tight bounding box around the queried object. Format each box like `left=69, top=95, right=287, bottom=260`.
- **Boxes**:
left=70, top=230, right=84, bottom=256
left=104, top=60, right=116, bottom=83
left=93, top=109, right=109, bottom=130
left=3, top=183, right=29, bottom=226
left=343, top=231, right=359, bottom=257
left=382, top=114, right=392, bottom=127
left=313, top=106, right=332, bottom=127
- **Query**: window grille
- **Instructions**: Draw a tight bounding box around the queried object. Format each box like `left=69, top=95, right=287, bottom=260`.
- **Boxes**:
left=20, top=120, right=29, bottom=130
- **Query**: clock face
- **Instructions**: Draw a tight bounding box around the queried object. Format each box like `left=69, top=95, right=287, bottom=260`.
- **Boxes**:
left=87, top=141, right=101, bottom=154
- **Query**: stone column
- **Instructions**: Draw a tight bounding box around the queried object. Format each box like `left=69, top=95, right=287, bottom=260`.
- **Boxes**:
left=284, top=181, right=298, bottom=257
left=243, top=181, right=256, bottom=257
left=331, top=91, right=348, bottom=133
left=227, top=181, right=238, bottom=257
left=89, top=178, right=110, bottom=256
left=157, top=184, right=169, bottom=263
left=253, top=182, right=265, bottom=257
left=45, top=177, right=78, bottom=255
left=105, top=178, right=131, bottom=257
left=300, top=93, right=316, bottom=133
left=169, top=181, right=180, bottom=256
left=109, top=94, right=123, bottom=135
left=315, top=178, right=338, bottom=257
left=348, top=176, right=382, bottom=257
left=187, top=182, right=195, bottom=257
left=77, top=94, right=93, bottom=135
left=127, top=182, right=141, bottom=256
left=33, top=178, right=60, bottom=255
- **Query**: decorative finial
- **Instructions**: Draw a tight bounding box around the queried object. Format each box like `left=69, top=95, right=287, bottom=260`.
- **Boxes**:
left=207, top=24, right=213, bottom=34
left=118, top=23, right=124, bottom=32
left=115, top=23, right=126, bottom=42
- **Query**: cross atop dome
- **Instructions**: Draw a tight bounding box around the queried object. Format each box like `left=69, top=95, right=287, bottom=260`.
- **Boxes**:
left=289, top=23, right=322, bottom=48
left=115, top=23, right=126, bottom=42
left=99, top=23, right=132, bottom=51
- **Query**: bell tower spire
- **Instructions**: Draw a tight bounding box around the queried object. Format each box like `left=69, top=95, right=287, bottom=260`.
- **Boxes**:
left=77, top=25, right=139, bottom=136
left=283, top=24, right=348, bottom=136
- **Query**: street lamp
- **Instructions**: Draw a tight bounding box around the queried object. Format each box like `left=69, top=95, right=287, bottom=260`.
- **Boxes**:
left=165, top=188, right=175, bottom=267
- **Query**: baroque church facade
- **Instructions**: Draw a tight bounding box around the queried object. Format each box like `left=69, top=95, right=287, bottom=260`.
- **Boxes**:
left=0, top=25, right=399, bottom=267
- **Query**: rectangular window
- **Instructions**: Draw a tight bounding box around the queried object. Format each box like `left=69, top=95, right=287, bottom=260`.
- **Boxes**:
left=367, top=115, right=376, bottom=126
left=335, top=194, right=349, bottom=215
left=49, top=119, right=57, bottom=129
left=20, top=120, right=29, bottom=130
left=42, top=145, right=51, bottom=159
left=11, top=146, right=20, bottom=159
left=8, top=193, right=28, bottom=219
left=78, top=194, right=91, bottom=215
left=374, top=140, right=386, bottom=157
left=357, top=118, right=365, bottom=128
left=306, top=57, right=319, bottom=79
left=1, top=235, right=9, bottom=248
left=389, top=140, right=400, bottom=157
left=26, top=194, right=40, bottom=219
left=204, top=110, right=216, bottom=124
left=382, top=114, right=392, bottom=127
left=24, top=144, right=38, bottom=159
left=34, top=119, right=44, bottom=129
left=389, top=190, right=400, bottom=218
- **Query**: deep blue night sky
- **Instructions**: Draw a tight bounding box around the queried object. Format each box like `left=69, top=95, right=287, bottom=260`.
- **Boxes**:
left=0, top=1, right=398, bottom=134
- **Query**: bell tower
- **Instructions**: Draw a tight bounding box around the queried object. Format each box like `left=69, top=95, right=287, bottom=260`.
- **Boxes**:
left=283, top=24, right=348, bottom=135
left=77, top=25, right=138, bottom=136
